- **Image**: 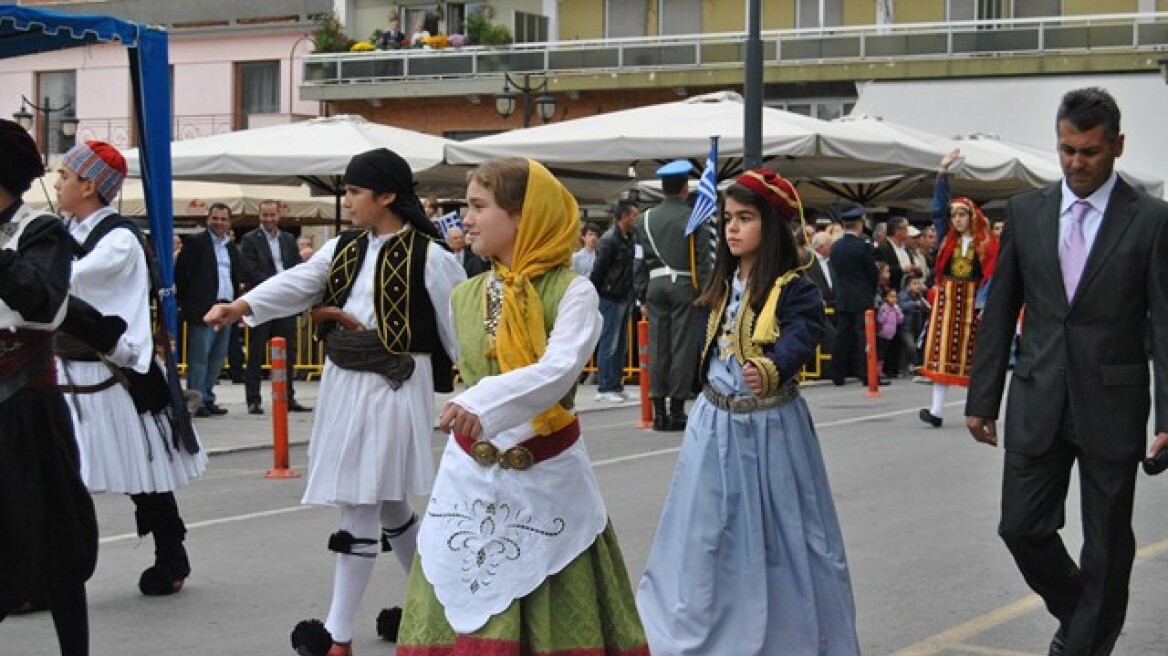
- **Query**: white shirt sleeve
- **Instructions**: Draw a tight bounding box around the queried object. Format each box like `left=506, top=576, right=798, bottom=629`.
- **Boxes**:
left=242, top=238, right=335, bottom=326
left=425, top=242, right=467, bottom=362
left=451, top=275, right=602, bottom=438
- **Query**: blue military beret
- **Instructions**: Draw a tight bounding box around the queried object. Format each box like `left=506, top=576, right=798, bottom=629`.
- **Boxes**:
left=656, top=160, right=693, bottom=178
left=837, top=202, right=866, bottom=221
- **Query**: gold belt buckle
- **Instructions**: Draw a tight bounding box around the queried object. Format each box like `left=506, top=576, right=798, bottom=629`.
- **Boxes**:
left=471, top=441, right=499, bottom=467
left=499, top=445, right=534, bottom=471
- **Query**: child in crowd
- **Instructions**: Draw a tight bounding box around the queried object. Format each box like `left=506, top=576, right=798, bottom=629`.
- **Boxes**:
left=396, top=158, right=648, bottom=656
left=205, top=148, right=465, bottom=656
left=636, top=168, right=859, bottom=655
left=876, top=287, right=904, bottom=375
left=898, top=275, right=929, bottom=375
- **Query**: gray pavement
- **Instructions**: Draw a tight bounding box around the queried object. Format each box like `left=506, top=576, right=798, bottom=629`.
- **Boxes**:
left=8, top=376, right=1168, bottom=655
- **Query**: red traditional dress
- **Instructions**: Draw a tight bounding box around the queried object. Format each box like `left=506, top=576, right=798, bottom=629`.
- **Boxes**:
left=920, top=173, right=999, bottom=386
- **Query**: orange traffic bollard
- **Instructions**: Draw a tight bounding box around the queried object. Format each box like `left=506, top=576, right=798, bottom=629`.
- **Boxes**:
left=864, top=309, right=880, bottom=398
left=265, top=336, right=301, bottom=479
left=637, top=318, right=653, bottom=429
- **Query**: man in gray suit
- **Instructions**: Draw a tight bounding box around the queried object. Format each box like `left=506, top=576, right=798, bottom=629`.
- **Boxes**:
left=239, top=200, right=310, bottom=415
left=633, top=160, right=711, bottom=431
left=966, top=87, right=1168, bottom=656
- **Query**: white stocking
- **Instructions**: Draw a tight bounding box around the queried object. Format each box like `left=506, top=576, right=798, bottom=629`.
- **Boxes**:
left=324, top=504, right=380, bottom=643
left=380, top=500, right=419, bottom=572
left=930, top=383, right=948, bottom=417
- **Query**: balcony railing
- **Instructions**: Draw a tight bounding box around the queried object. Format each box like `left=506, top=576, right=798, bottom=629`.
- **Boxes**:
left=303, top=12, right=1168, bottom=87
left=73, top=113, right=315, bottom=150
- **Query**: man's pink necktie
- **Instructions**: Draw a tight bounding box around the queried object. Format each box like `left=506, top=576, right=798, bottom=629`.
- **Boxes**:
left=1062, top=199, right=1090, bottom=301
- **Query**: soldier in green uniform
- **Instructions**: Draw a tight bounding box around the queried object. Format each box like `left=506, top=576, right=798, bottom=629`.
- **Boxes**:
left=634, top=160, right=712, bottom=431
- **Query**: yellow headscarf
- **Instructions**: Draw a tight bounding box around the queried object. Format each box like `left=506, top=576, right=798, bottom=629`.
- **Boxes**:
left=493, top=159, right=580, bottom=436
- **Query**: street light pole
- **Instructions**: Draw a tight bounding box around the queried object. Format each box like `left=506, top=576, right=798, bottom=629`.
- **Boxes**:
left=494, top=72, right=556, bottom=127
left=13, top=95, right=79, bottom=167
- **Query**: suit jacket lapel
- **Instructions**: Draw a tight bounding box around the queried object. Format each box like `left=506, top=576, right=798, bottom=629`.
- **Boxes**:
left=1072, top=178, right=1137, bottom=309
left=1035, top=185, right=1069, bottom=310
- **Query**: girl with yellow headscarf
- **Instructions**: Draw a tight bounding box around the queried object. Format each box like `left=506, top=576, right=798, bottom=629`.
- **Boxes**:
left=397, top=159, right=648, bottom=656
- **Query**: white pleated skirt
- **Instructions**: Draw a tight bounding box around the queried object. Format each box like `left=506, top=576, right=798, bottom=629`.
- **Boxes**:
left=58, top=359, right=207, bottom=494
left=301, top=356, right=437, bottom=506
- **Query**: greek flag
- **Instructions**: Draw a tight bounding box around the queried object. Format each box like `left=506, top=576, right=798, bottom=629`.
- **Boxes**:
left=685, top=135, right=719, bottom=237
left=435, top=211, right=463, bottom=238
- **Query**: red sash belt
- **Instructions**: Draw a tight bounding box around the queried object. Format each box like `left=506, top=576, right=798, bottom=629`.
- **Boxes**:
left=455, top=418, right=580, bottom=471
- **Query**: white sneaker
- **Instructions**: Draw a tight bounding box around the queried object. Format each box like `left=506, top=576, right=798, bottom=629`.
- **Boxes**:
left=595, top=392, right=626, bottom=403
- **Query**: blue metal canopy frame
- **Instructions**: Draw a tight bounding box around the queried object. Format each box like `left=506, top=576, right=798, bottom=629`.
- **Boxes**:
left=0, top=4, right=177, bottom=334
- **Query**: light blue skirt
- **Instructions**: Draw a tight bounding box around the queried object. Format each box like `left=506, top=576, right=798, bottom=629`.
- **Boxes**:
left=636, top=391, right=860, bottom=656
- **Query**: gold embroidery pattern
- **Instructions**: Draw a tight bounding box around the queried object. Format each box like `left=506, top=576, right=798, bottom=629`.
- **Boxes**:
left=322, top=231, right=366, bottom=308
left=376, top=230, right=413, bottom=352
left=949, top=247, right=974, bottom=280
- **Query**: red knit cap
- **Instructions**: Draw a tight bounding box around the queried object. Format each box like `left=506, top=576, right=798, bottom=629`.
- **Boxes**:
left=734, top=167, right=801, bottom=221
left=63, top=140, right=127, bottom=204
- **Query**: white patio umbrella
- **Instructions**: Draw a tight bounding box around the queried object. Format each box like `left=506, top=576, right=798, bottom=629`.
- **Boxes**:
left=444, top=91, right=949, bottom=184
left=124, top=115, right=452, bottom=229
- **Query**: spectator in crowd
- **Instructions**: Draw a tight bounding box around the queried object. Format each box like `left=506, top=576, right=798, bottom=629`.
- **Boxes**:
left=297, top=235, right=315, bottom=262
left=172, top=233, right=183, bottom=261
left=989, top=216, right=1006, bottom=240
left=376, top=17, right=407, bottom=49
left=0, top=118, right=98, bottom=656
left=445, top=225, right=490, bottom=277
left=239, top=200, right=311, bottom=415
left=875, top=288, right=903, bottom=377
left=920, top=224, right=939, bottom=285
left=590, top=200, right=638, bottom=403
left=803, top=230, right=837, bottom=380
left=897, top=275, right=929, bottom=376
left=829, top=203, right=886, bottom=386
left=55, top=140, right=206, bottom=598
left=967, top=86, right=1168, bottom=656
left=877, top=216, right=924, bottom=292
left=422, top=195, right=439, bottom=220
left=633, top=160, right=711, bottom=431
left=572, top=222, right=602, bottom=277
left=175, top=202, right=243, bottom=417
left=919, top=148, right=999, bottom=428
left=907, top=224, right=930, bottom=283
left=872, top=221, right=888, bottom=252
left=876, top=261, right=892, bottom=299
left=410, top=20, right=431, bottom=46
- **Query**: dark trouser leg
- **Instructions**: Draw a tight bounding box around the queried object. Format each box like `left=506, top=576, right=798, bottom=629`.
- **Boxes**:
left=48, top=582, right=88, bottom=656
left=226, top=324, right=245, bottom=383
left=244, top=321, right=272, bottom=405
left=131, top=492, right=190, bottom=595
left=667, top=284, right=700, bottom=402
left=832, top=311, right=859, bottom=383
left=646, top=281, right=672, bottom=400
left=999, top=442, right=1080, bottom=631
left=1066, top=452, right=1137, bottom=655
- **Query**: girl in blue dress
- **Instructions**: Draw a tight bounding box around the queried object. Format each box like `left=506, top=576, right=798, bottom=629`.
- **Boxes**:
left=636, top=168, right=860, bottom=656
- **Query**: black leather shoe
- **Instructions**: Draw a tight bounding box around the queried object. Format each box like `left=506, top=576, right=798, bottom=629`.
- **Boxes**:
left=919, top=409, right=943, bottom=428
left=248, top=402, right=264, bottom=415
left=193, top=406, right=210, bottom=418
left=878, top=377, right=892, bottom=386
left=288, top=401, right=312, bottom=413
left=204, top=403, right=228, bottom=416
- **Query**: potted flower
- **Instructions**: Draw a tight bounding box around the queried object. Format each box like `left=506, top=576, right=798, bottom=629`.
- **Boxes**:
left=350, top=41, right=375, bottom=52
left=422, top=33, right=450, bottom=49
left=449, top=33, right=468, bottom=48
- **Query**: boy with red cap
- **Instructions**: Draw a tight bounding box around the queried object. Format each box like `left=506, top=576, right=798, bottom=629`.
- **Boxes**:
left=54, top=140, right=206, bottom=596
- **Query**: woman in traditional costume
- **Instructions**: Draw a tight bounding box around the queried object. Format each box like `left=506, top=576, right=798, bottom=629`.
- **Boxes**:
left=0, top=119, right=98, bottom=656
left=205, top=148, right=465, bottom=656
left=396, top=158, right=648, bottom=656
left=636, top=168, right=860, bottom=656
left=918, top=149, right=1000, bottom=428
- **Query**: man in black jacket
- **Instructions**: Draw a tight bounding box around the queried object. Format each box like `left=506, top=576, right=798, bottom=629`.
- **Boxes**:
left=175, top=203, right=243, bottom=416
left=590, top=200, right=638, bottom=402
left=239, top=200, right=310, bottom=414
left=829, top=203, right=887, bottom=386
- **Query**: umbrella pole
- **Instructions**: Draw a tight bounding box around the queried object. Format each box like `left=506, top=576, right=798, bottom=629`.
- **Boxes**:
left=334, top=192, right=341, bottom=236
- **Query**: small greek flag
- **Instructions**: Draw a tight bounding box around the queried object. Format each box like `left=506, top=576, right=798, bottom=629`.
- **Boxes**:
left=685, top=135, right=719, bottom=237
left=435, top=211, right=463, bottom=238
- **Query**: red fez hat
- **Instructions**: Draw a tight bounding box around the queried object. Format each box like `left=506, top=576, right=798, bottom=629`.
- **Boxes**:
left=734, top=168, right=801, bottom=221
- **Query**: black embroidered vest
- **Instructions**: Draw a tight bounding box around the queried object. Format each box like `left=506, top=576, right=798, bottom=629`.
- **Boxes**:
left=317, top=227, right=453, bottom=392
